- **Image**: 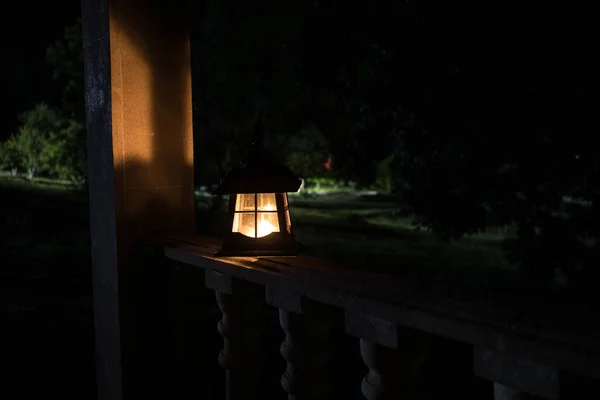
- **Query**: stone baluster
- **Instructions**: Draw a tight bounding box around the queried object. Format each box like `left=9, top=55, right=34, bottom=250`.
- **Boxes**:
left=205, top=270, right=266, bottom=400
left=359, top=339, right=397, bottom=399
left=494, top=383, right=529, bottom=400
left=345, top=311, right=430, bottom=400
left=266, top=287, right=338, bottom=400
left=474, top=346, right=558, bottom=400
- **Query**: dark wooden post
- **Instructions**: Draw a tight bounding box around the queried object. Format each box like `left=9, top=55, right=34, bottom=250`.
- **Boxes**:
left=81, top=0, right=194, bottom=398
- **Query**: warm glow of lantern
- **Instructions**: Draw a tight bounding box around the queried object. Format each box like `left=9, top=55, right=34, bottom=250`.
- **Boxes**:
left=262, top=202, right=276, bottom=211
left=257, top=219, right=276, bottom=237
left=231, top=194, right=280, bottom=238
left=256, top=201, right=277, bottom=237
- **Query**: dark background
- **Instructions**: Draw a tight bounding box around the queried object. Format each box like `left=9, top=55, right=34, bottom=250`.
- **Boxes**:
left=1, top=1, right=598, bottom=399
left=0, top=1, right=79, bottom=138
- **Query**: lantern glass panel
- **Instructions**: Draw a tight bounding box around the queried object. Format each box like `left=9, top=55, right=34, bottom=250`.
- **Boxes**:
left=257, top=193, right=277, bottom=211
left=231, top=193, right=281, bottom=238
left=285, top=208, right=291, bottom=233
left=257, top=211, right=279, bottom=238
left=235, top=193, right=255, bottom=211
left=232, top=212, right=256, bottom=237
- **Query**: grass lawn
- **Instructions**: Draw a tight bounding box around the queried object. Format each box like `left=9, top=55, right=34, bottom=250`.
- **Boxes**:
left=287, top=194, right=528, bottom=292
left=1, top=178, right=95, bottom=399
left=196, top=191, right=548, bottom=296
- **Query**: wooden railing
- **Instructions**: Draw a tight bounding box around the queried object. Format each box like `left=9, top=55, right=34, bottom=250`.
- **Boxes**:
left=152, top=232, right=600, bottom=400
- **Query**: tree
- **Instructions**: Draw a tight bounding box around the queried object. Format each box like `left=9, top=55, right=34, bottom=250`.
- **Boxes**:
left=283, top=123, right=329, bottom=179
left=14, top=125, right=42, bottom=179
left=42, top=18, right=87, bottom=182
left=2, top=104, right=86, bottom=181
left=46, top=18, right=84, bottom=123
left=389, top=5, right=599, bottom=290
left=37, top=116, right=85, bottom=182
left=297, top=0, right=421, bottom=187
left=13, top=105, right=62, bottom=179
left=192, top=0, right=308, bottom=185
left=0, top=136, right=21, bottom=175
left=192, top=0, right=422, bottom=187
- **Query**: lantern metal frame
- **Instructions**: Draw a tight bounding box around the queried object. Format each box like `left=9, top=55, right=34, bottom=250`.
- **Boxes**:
left=213, top=115, right=302, bottom=257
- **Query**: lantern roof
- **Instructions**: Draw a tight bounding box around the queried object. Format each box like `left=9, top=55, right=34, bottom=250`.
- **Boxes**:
left=213, top=115, right=302, bottom=195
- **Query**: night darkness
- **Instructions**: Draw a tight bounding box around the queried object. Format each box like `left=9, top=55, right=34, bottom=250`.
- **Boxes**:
left=1, top=1, right=599, bottom=399
left=1, top=2, right=79, bottom=138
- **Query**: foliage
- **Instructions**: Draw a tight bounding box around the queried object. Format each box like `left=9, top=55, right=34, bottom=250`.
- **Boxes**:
left=388, top=16, right=598, bottom=288
left=14, top=124, right=42, bottom=179
left=191, top=0, right=305, bottom=185
left=39, top=117, right=85, bottom=182
left=305, top=177, right=337, bottom=188
left=46, top=18, right=84, bottom=122
left=0, top=104, right=85, bottom=182
left=286, top=152, right=324, bottom=179
left=297, top=1, right=420, bottom=186
left=4, top=6, right=595, bottom=290
left=0, top=136, right=21, bottom=174
left=191, top=0, right=415, bottom=187
left=189, top=1, right=597, bottom=290
left=0, top=19, right=88, bottom=183
left=284, top=123, right=329, bottom=178
left=298, top=178, right=364, bottom=195
left=374, top=154, right=394, bottom=193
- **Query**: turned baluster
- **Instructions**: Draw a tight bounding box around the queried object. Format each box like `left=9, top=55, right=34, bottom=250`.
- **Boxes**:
left=494, top=383, right=529, bottom=400
left=346, top=311, right=429, bottom=400
left=267, top=288, right=337, bottom=400
left=206, top=271, right=265, bottom=400
left=360, top=339, right=395, bottom=399
left=474, top=346, right=559, bottom=400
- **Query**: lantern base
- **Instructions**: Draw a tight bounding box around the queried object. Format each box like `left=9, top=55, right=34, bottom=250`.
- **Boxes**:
left=215, top=240, right=299, bottom=258
left=214, top=232, right=300, bottom=258
left=214, top=248, right=298, bottom=258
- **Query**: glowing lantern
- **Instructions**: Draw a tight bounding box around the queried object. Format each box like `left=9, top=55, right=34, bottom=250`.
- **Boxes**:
left=214, top=116, right=302, bottom=257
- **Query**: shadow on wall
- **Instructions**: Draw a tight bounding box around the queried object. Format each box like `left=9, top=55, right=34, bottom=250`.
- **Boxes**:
left=108, top=0, right=195, bottom=241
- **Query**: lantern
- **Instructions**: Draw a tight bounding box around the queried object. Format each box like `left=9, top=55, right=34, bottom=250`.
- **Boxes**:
left=213, top=116, right=302, bottom=257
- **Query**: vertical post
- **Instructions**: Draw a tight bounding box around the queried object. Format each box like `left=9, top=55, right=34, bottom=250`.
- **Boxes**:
left=82, top=0, right=194, bottom=398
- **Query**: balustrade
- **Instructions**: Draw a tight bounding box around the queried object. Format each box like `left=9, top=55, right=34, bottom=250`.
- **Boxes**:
left=157, top=233, right=600, bottom=400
